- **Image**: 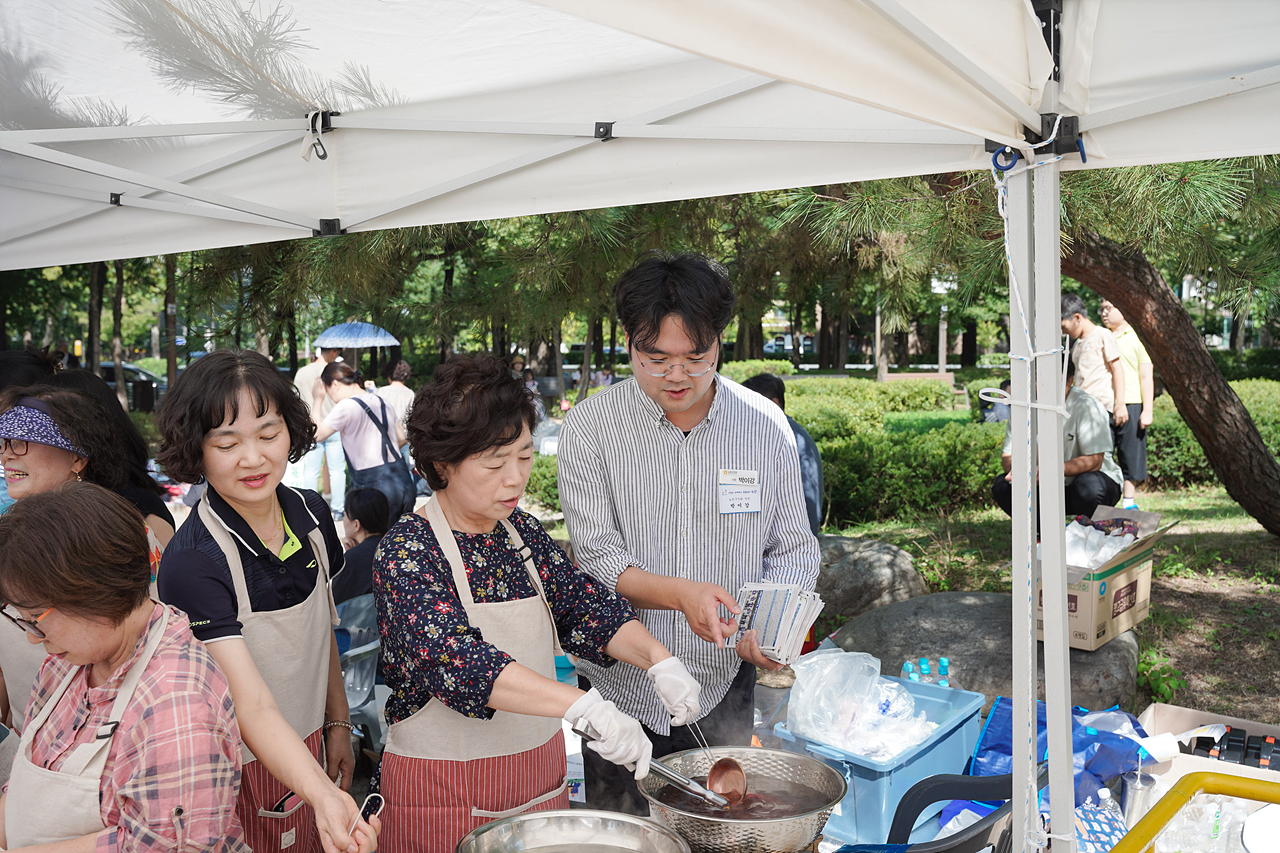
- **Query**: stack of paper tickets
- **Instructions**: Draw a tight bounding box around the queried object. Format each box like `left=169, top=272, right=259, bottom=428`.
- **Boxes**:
left=726, top=582, right=824, bottom=665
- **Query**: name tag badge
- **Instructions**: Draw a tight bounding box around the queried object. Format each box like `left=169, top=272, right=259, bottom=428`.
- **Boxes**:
left=719, top=468, right=761, bottom=514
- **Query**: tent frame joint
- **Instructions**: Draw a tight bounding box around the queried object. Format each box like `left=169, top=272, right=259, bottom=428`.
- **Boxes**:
left=984, top=113, right=1082, bottom=158
left=594, top=121, right=615, bottom=141
left=109, top=193, right=122, bottom=207
left=313, top=218, right=346, bottom=237
left=1033, top=0, right=1062, bottom=81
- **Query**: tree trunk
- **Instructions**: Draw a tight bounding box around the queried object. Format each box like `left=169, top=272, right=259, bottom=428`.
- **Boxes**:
left=575, top=313, right=597, bottom=404
left=875, top=304, right=888, bottom=382
left=439, top=251, right=455, bottom=362
left=287, top=310, right=298, bottom=377
left=112, top=259, right=127, bottom=410
left=960, top=320, right=978, bottom=368
left=608, top=317, right=618, bottom=368
left=734, top=306, right=765, bottom=360
left=87, top=261, right=105, bottom=373
left=551, top=326, right=567, bottom=407
left=1063, top=231, right=1280, bottom=535
left=834, top=310, right=848, bottom=375
left=165, top=255, right=178, bottom=387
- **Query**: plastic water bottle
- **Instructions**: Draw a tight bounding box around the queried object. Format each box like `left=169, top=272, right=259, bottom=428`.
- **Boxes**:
left=1097, top=788, right=1126, bottom=827
left=901, top=661, right=915, bottom=679
left=908, top=671, right=921, bottom=682
left=918, top=658, right=935, bottom=684
left=938, top=657, right=953, bottom=688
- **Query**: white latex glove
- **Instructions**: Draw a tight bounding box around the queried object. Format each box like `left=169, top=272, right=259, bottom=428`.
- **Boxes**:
left=565, top=688, right=652, bottom=780
left=647, top=656, right=701, bottom=727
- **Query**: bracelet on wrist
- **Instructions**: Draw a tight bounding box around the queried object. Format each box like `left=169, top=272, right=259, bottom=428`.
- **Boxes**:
left=324, top=719, right=356, bottom=732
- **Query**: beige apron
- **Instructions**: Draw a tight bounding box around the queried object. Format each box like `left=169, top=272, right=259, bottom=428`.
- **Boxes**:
left=197, top=494, right=336, bottom=765
left=5, top=605, right=170, bottom=848
left=384, top=495, right=563, bottom=798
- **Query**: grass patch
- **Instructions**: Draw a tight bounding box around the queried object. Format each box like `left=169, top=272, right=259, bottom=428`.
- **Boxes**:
left=883, top=410, right=974, bottom=434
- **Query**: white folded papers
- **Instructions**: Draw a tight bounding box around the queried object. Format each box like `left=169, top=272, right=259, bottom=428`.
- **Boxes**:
left=726, top=583, right=824, bottom=666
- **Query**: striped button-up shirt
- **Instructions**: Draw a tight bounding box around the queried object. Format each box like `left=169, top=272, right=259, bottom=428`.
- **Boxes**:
left=558, top=375, right=819, bottom=733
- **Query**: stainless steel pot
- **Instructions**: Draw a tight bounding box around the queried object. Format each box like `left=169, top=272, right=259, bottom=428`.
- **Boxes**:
left=455, top=809, right=691, bottom=853
left=639, top=747, right=846, bottom=853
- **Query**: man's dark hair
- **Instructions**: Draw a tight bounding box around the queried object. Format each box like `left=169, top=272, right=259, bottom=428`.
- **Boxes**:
left=740, top=373, right=787, bottom=410
left=0, top=385, right=130, bottom=490
left=155, top=349, right=315, bottom=484
left=614, top=252, right=735, bottom=354
left=344, top=487, right=391, bottom=536
left=407, top=354, right=537, bottom=491
left=0, top=482, right=150, bottom=625
left=1061, top=293, right=1089, bottom=321
left=322, top=362, right=360, bottom=386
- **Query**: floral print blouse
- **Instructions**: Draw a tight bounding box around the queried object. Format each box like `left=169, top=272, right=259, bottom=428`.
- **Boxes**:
left=374, top=507, right=637, bottom=726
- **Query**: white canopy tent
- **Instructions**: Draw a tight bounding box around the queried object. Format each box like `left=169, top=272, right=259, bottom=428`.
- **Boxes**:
left=5, top=2, right=1280, bottom=848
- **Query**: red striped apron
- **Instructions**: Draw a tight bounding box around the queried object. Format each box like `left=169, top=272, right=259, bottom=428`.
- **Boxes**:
left=197, top=493, right=337, bottom=853
left=380, top=496, right=567, bottom=853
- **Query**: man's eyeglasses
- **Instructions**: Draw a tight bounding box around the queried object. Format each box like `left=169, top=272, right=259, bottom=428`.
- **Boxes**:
left=637, top=358, right=716, bottom=378
left=0, top=439, right=28, bottom=457
left=2, top=605, right=53, bottom=639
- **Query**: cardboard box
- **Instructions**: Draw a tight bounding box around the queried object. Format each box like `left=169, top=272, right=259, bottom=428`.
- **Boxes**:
left=1036, top=507, right=1175, bottom=650
left=1137, top=703, right=1280, bottom=814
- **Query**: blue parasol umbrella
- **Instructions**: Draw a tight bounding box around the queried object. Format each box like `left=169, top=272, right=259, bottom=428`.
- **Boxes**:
left=314, top=322, right=399, bottom=348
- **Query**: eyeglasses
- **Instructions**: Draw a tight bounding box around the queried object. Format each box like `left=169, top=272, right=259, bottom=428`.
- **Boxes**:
left=1, top=439, right=28, bottom=457
left=637, top=358, right=715, bottom=378
left=2, top=605, right=53, bottom=639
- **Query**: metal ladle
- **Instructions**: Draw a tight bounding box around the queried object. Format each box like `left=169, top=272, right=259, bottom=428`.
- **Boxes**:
left=688, top=719, right=747, bottom=806
left=572, top=721, right=731, bottom=809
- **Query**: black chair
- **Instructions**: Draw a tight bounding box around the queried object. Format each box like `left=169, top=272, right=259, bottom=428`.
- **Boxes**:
left=837, top=763, right=1050, bottom=853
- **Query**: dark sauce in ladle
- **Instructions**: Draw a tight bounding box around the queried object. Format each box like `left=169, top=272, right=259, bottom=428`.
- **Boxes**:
left=653, top=774, right=830, bottom=820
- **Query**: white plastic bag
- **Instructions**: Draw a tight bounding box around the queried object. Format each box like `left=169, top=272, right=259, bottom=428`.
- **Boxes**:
left=788, top=649, right=880, bottom=747
left=788, top=650, right=936, bottom=762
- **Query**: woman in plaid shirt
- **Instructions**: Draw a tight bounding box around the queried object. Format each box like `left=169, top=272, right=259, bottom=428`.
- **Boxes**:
left=0, top=483, right=247, bottom=852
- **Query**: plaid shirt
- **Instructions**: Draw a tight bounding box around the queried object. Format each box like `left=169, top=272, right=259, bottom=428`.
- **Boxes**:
left=23, top=605, right=249, bottom=853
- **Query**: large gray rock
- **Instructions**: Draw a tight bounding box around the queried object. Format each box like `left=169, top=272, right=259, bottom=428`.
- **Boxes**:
left=832, top=591, right=1138, bottom=716
left=817, top=535, right=926, bottom=620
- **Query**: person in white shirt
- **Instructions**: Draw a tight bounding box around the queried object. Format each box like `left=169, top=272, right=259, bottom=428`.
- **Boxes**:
left=285, top=347, right=347, bottom=519
left=558, top=252, right=819, bottom=813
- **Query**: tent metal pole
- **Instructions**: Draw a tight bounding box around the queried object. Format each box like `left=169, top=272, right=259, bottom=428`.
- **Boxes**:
left=1079, top=62, right=1280, bottom=132
left=1034, top=154, right=1075, bottom=853
left=1, top=119, right=302, bottom=144
left=332, top=117, right=981, bottom=145
left=0, top=131, right=298, bottom=247
left=1004, top=166, right=1039, bottom=853
left=0, top=136, right=317, bottom=230
left=0, top=176, right=310, bottom=231
left=861, top=0, right=1044, bottom=129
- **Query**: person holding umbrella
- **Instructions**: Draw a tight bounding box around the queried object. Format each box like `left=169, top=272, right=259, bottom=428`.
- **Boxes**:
left=311, top=363, right=417, bottom=521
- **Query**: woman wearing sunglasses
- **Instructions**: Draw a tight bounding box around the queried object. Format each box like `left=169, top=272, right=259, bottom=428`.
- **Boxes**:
left=0, top=388, right=135, bottom=737
left=0, top=483, right=248, bottom=852
left=155, top=350, right=377, bottom=853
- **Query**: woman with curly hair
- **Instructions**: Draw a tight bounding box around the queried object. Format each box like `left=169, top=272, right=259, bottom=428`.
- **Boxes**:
left=155, top=349, right=378, bottom=853
left=0, top=385, right=135, bottom=731
left=372, top=355, right=699, bottom=852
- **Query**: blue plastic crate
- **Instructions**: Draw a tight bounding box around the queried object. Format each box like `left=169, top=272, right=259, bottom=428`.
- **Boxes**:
left=774, top=676, right=984, bottom=845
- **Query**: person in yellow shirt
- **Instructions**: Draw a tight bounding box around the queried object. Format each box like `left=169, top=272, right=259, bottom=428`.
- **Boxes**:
left=1100, top=300, right=1154, bottom=510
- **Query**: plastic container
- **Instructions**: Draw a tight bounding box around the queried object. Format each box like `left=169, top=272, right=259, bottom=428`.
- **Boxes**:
left=774, top=675, right=985, bottom=845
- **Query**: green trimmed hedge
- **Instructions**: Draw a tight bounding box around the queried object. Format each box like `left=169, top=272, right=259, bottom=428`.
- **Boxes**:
left=719, top=360, right=795, bottom=382
left=1146, top=379, right=1280, bottom=488
left=821, top=422, right=1006, bottom=524
left=787, top=377, right=953, bottom=412
left=525, top=453, right=561, bottom=513
left=1211, top=349, right=1280, bottom=381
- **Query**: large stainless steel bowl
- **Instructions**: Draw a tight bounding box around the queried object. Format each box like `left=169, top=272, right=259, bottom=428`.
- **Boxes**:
left=639, top=747, right=846, bottom=853
left=455, top=809, right=691, bottom=853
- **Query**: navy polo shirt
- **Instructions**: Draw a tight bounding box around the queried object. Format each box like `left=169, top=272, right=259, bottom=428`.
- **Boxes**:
left=158, top=485, right=344, bottom=642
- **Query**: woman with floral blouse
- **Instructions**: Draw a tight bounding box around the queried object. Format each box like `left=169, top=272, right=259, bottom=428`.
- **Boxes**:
left=374, top=355, right=701, bottom=853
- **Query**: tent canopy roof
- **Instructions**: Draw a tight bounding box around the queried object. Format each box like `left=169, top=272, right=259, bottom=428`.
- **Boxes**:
left=1, top=0, right=1278, bottom=270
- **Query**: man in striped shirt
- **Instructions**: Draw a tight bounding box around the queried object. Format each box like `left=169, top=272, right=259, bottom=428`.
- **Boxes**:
left=558, top=252, right=820, bottom=813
